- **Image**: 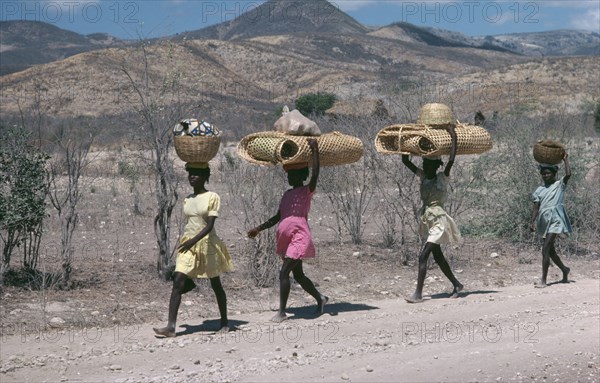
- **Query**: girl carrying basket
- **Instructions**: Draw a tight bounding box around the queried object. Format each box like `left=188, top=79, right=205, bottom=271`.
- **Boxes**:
left=401, top=125, right=463, bottom=303
left=247, top=139, right=328, bottom=322
left=530, top=152, right=571, bottom=288
left=154, top=162, right=234, bottom=337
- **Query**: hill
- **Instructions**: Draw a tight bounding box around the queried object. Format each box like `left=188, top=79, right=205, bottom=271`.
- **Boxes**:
left=1, top=2, right=598, bottom=127
left=490, top=30, right=600, bottom=56
left=173, top=0, right=369, bottom=41
left=370, top=23, right=600, bottom=56
left=0, top=20, right=128, bottom=75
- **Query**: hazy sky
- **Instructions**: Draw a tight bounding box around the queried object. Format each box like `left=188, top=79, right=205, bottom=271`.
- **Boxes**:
left=1, top=1, right=599, bottom=39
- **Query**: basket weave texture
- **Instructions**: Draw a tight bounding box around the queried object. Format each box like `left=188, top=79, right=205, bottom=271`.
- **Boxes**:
left=533, top=140, right=565, bottom=165
left=237, top=131, right=364, bottom=166
left=417, top=103, right=454, bottom=125
left=174, top=135, right=221, bottom=162
left=375, top=123, right=492, bottom=157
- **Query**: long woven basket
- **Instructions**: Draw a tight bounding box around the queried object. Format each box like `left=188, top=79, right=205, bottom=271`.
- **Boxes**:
left=533, top=140, right=565, bottom=165
left=238, top=133, right=300, bottom=165
left=375, top=124, right=492, bottom=157
left=174, top=135, right=221, bottom=162
left=237, top=131, right=364, bottom=166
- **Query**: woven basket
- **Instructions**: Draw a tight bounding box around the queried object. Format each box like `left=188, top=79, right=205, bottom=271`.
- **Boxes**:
left=238, top=131, right=364, bottom=167
left=174, top=135, right=221, bottom=162
left=533, top=140, right=565, bottom=165
left=237, top=132, right=292, bottom=166
left=375, top=124, right=492, bottom=157
left=245, top=136, right=299, bottom=163
left=417, top=103, right=454, bottom=125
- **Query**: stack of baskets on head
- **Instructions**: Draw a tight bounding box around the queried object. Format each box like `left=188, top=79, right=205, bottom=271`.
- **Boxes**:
left=374, top=103, right=493, bottom=157
left=173, top=118, right=221, bottom=164
left=237, top=108, right=364, bottom=167
left=533, top=140, right=565, bottom=165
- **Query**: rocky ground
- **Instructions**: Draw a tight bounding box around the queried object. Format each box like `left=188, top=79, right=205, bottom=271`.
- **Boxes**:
left=1, top=278, right=598, bottom=383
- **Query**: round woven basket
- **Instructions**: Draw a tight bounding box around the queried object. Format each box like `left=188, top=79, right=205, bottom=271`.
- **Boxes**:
left=375, top=123, right=492, bottom=157
left=417, top=103, right=454, bottom=125
left=238, top=131, right=364, bottom=167
left=174, top=135, right=221, bottom=163
left=238, top=132, right=296, bottom=166
left=533, top=140, right=565, bottom=165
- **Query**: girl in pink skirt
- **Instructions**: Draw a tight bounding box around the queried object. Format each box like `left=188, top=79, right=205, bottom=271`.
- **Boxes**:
left=248, top=139, right=328, bottom=322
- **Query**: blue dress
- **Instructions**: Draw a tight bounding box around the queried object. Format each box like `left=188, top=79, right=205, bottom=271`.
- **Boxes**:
left=532, top=177, right=572, bottom=238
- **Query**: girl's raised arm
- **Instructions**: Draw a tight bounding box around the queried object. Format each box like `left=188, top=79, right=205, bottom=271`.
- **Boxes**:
left=563, top=152, right=571, bottom=185
left=444, top=125, right=457, bottom=177
left=308, top=139, right=320, bottom=193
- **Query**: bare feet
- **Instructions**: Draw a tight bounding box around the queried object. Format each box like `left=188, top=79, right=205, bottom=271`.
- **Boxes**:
left=405, top=293, right=424, bottom=304
left=451, top=283, right=464, bottom=298
left=153, top=326, right=176, bottom=338
left=316, top=296, right=329, bottom=315
left=561, top=267, right=570, bottom=283
left=216, top=325, right=230, bottom=334
left=534, top=280, right=547, bottom=288
left=271, top=312, right=288, bottom=323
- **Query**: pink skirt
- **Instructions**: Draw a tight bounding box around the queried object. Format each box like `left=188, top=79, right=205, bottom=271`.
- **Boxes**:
left=276, top=217, right=315, bottom=260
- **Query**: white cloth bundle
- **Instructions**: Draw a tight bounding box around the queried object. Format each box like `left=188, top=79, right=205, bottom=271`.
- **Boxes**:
left=274, top=106, right=321, bottom=136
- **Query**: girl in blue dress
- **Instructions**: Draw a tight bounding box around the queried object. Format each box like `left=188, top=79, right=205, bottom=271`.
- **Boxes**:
left=530, top=152, right=572, bottom=287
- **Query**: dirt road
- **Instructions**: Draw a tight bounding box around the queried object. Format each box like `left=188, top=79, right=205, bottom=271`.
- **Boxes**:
left=2, top=279, right=598, bottom=383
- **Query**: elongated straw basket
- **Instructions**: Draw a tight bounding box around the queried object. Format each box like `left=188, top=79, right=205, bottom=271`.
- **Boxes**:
left=375, top=123, right=492, bottom=157
left=174, top=135, right=221, bottom=162
left=237, top=133, right=300, bottom=165
left=237, top=131, right=364, bottom=166
left=533, top=140, right=565, bottom=165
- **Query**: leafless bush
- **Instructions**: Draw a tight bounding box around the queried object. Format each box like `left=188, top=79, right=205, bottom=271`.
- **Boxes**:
left=118, top=39, right=200, bottom=280
left=218, top=151, right=285, bottom=287
left=315, top=115, right=385, bottom=245
left=48, top=131, right=93, bottom=286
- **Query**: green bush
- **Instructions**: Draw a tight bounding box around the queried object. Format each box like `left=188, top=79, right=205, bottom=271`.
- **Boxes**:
left=295, top=92, right=336, bottom=117
left=0, top=127, right=50, bottom=279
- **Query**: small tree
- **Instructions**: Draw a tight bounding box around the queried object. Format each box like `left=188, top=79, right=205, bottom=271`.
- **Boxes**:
left=295, top=93, right=336, bottom=117
left=0, top=127, right=50, bottom=285
left=48, top=132, right=93, bottom=286
left=119, top=40, right=189, bottom=281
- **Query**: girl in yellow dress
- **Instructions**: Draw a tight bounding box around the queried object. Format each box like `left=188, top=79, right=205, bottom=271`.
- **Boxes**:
left=153, top=163, right=234, bottom=337
left=401, top=125, right=463, bottom=303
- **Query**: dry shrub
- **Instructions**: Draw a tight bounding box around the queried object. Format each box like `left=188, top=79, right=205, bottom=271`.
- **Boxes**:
left=217, top=151, right=285, bottom=287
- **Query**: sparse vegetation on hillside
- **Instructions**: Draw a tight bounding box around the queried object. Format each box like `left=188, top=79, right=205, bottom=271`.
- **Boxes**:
left=295, top=93, right=337, bottom=117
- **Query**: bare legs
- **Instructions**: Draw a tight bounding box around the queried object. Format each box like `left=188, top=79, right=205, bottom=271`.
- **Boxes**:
left=272, top=258, right=327, bottom=322
left=153, top=272, right=228, bottom=337
left=536, top=233, right=570, bottom=288
left=153, top=272, right=187, bottom=337
left=210, top=276, right=229, bottom=332
left=406, top=242, right=463, bottom=303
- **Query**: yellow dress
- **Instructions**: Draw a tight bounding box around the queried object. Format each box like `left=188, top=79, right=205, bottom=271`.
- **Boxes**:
left=417, top=170, right=461, bottom=244
left=175, top=191, right=234, bottom=278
